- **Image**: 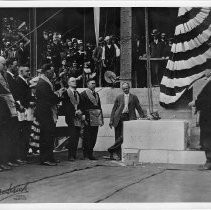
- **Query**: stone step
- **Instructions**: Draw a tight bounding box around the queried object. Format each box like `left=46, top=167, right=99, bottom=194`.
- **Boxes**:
left=122, top=148, right=206, bottom=165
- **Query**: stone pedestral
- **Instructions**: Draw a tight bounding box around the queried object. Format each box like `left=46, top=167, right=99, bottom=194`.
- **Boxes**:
left=123, top=119, right=189, bottom=150
left=122, top=119, right=205, bottom=165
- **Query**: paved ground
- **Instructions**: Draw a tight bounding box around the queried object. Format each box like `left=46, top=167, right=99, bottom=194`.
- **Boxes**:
left=0, top=150, right=211, bottom=203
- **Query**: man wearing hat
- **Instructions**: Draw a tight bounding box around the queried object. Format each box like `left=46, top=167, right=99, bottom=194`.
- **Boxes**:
left=35, top=64, right=64, bottom=166
left=92, top=37, right=104, bottom=86
left=150, top=29, right=163, bottom=86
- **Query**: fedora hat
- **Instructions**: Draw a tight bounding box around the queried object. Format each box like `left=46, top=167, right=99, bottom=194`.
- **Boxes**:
left=151, top=29, right=160, bottom=36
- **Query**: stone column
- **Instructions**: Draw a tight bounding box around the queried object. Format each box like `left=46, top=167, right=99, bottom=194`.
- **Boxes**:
left=120, top=7, right=132, bottom=86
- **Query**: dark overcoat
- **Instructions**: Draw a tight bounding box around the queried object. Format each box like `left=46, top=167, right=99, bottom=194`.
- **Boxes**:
left=34, top=78, right=60, bottom=131
left=195, top=80, right=211, bottom=150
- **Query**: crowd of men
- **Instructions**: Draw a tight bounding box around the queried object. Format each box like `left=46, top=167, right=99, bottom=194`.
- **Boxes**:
left=40, top=31, right=120, bottom=88
left=0, top=49, right=148, bottom=169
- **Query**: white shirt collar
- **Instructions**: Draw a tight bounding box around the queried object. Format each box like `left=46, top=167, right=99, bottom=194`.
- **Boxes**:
left=18, top=75, right=28, bottom=84
left=68, top=87, right=76, bottom=93
left=7, top=70, right=14, bottom=77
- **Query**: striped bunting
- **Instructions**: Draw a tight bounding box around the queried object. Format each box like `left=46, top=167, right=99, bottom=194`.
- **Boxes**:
left=159, top=7, right=211, bottom=107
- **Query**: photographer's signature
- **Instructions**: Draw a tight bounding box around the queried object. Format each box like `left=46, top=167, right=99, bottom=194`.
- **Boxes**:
left=0, top=183, right=29, bottom=201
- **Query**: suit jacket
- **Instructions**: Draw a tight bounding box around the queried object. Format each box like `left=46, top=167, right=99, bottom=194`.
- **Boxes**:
left=80, top=90, right=103, bottom=124
left=0, top=73, right=12, bottom=125
left=195, top=80, right=211, bottom=127
left=34, top=78, right=60, bottom=130
left=16, top=76, right=32, bottom=108
left=17, top=48, right=28, bottom=65
left=150, top=41, right=163, bottom=58
left=61, top=89, right=82, bottom=126
left=6, top=72, right=18, bottom=101
left=110, top=93, right=145, bottom=128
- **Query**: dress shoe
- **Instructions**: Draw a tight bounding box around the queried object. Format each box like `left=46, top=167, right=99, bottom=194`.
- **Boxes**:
left=89, top=156, right=98, bottom=160
left=41, top=161, right=57, bottom=166
left=109, top=153, right=115, bottom=160
left=203, top=162, right=211, bottom=170
left=0, top=164, right=12, bottom=170
left=16, top=159, right=27, bottom=165
left=51, top=159, right=60, bottom=163
left=113, top=153, right=121, bottom=161
left=68, top=157, right=76, bottom=161
left=7, top=162, right=19, bottom=167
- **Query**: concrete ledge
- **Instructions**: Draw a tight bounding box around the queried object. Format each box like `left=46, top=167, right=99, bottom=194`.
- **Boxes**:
left=138, top=150, right=206, bottom=165
left=123, top=119, right=189, bottom=150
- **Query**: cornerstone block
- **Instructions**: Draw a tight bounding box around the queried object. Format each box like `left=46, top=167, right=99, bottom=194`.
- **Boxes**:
left=123, top=119, right=188, bottom=150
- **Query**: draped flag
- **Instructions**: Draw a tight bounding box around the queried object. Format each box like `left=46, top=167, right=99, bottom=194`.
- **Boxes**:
left=94, top=7, right=100, bottom=47
left=159, top=7, right=211, bottom=107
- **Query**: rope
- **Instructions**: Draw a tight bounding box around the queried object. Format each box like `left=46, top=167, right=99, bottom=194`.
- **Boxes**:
left=5, top=8, right=64, bottom=52
left=103, top=8, right=108, bottom=38
left=145, top=7, right=153, bottom=114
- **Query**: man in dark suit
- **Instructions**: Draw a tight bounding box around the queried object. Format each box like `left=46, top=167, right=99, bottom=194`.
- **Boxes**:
left=16, top=42, right=29, bottom=66
left=61, top=77, right=82, bottom=161
left=35, top=64, right=64, bottom=166
left=150, top=29, right=163, bottom=86
left=5, top=58, right=23, bottom=166
left=0, top=56, right=18, bottom=170
left=16, top=66, right=33, bottom=162
left=189, top=70, right=211, bottom=170
left=80, top=78, right=104, bottom=160
left=108, top=82, right=145, bottom=160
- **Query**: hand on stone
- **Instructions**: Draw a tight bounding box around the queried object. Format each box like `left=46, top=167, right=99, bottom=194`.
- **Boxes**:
left=188, top=100, right=195, bottom=107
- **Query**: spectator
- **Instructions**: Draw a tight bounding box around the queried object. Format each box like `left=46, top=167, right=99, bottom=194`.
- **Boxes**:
left=16, top=42, right=29, bottom=66
left=150, top=29, right=163, bottom=86
left=92, top=37, right=104, bottom=87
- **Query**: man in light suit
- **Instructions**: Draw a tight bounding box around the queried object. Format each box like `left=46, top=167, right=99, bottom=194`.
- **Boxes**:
left=108, top=82, right=145, bottom=160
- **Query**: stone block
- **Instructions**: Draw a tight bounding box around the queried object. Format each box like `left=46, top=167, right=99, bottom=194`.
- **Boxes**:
left=98, top=118, right=114, bottom=137
left=94, top=137, right=115, bottom=151
left=122, top=148, right=140, bottom=166
left=139, top=149, right=168, bottom=163
left=138, top=150, right=206, bottom=164
left=168, top=150, right=206, bottom=164
left=123, top=119, right=189, bottom=150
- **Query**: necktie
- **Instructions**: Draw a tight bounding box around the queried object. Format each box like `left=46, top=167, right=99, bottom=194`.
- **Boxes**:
left=73, top=91, right=77, bottom=100
left=93, top=91, right=96, bottom=98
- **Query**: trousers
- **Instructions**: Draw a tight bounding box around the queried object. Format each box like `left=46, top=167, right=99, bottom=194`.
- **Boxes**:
left=83, top=126, right=99, bottom=158
left=108, top=113, right=129, bottom=157
left=67, top=125, right=81, bottom=158
left=39, top=127, right=55, bottom=163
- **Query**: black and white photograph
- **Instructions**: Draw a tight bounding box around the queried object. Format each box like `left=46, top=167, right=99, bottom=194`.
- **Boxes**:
left=0, top=1, right=211, bottom=209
